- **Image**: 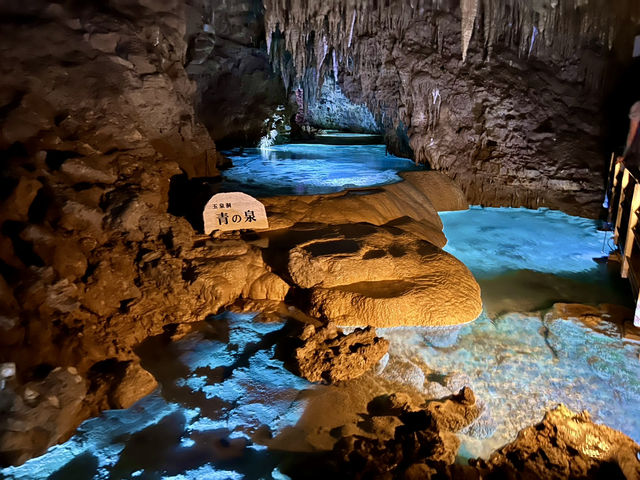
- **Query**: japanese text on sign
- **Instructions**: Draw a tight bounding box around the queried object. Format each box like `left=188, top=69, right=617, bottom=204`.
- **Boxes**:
left=203, top=192, right=269, bottom=234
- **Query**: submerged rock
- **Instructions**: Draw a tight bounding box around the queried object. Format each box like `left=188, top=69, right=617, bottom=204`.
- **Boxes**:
left=330, top=387, right=481, bottom=478
left=292, top=322, right=389, bottom=383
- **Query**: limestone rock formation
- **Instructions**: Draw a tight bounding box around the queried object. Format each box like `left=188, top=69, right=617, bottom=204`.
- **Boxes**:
left=264, top=0, right=640, bottom=217
left=262, top=168, right=469, bottom=247
left=0, top=367, right=87, bottom=466
left=292, top=322, right=389, bottom=383
left=398, top=171, right=468, bottom=212
left=472, top=404, right=640, bottom=479
left=330, top=387, right=481, bottom=479
left=0, top=0, right=290, bottom=466
left=110, top=362, right=158, bottom=410
left=185, top=0, right=291, bottom=147
left=287, top=224, right=482, bottom=327
left=306, top=77, right=380, bottom=133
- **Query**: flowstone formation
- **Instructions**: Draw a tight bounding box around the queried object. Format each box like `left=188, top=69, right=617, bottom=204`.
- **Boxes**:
left=287, top=224, right=482, bottom=327
left=260, top=172, right=482, bottom=327
left=264, top=0, right=640, bottom=216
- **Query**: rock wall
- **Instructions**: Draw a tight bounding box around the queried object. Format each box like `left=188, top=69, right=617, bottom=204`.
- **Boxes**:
left=186, top=0, right=292, bottom=147
left=0, top=0, right=288, bottom=466
left=306, top=77, right=381, bottom=133
left=264, top=0, right=640, bottom=216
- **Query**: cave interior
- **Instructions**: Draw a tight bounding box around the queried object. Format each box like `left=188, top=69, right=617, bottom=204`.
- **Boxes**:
left=1, top=0, right=640, bottom=478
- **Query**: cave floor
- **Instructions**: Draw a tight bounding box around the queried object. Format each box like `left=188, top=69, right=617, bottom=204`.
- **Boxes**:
left=3, top=204, right=639, bottom=479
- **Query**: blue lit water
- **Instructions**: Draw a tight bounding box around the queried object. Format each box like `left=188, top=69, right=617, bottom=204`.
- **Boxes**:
left=441, top=206, right=607, bottom=278
left=220, top=144, right=422, bottom=197
left=3, top=206, right=638, bottom=478
left=382, top=206, right=639, bottom=458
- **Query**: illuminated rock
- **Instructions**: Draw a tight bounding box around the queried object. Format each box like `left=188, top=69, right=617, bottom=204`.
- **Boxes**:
left=292, top=322, right=389, bottom=383
left=287, top=223, right=482, bottom=327
left=111, top=362, right=158, bottom=409
left=397, top=171, right=467, bottom=212
left=473, top=404, right=640, bottom=479
left=262, top=168, right=468, bottom=247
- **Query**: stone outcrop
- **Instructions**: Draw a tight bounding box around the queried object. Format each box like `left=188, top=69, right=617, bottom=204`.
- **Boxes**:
left=0, top=0, right=289, bottom=466
left=264, top=0, right=640, bottom=217
left=262, top=168, right=469, bottom=247
left=286, top=223, right=482, bottom=327
left=472, top=404, right=640, bottom=479
left=291, top=322, right=389, bottom=383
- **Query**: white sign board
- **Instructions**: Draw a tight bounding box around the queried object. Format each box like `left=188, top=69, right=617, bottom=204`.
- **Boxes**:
left=203, top=192, right=269, bottom=234
left=634, top=35, right=640, bottom=58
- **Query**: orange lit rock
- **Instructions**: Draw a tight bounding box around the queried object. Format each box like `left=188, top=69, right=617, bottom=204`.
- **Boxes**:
left=287, top=223, right=482, bottom=327
left=292, top=322, right=389, bottom=383
left=111, top=362, right=158, bottom=410
left=472, top=405, right=640, bottom=479
left=261, top=170, right=451, bottom=247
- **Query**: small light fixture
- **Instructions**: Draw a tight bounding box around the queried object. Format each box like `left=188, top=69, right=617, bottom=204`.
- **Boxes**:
left=633, top=35, right=640, bottom=58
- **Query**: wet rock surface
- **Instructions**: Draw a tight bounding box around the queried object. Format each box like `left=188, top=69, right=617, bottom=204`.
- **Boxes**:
left=291, top=323, right=389, bottom=383
left=0, top=367, right=87, bottom=466
left=262, top=168, right=470, bottom=247
left=472, top=404, right=640, bottom=480
left=324, top=387, right=481, bottom=479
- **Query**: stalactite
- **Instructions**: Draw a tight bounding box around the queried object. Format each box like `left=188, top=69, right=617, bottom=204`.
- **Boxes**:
left=263, top=0, right=637, bottom=100
left=461, top=0, right=478, bottom=62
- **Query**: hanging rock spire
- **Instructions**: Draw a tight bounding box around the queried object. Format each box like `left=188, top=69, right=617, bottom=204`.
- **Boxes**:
left=461, top=0, right=478, bottom=62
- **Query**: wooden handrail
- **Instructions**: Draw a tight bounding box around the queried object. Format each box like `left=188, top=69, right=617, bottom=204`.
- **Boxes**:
left=608, top=154, right=640, bottom=326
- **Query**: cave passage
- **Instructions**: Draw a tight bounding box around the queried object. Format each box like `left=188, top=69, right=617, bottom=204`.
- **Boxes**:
left=3, top=207, right=637, bottom=479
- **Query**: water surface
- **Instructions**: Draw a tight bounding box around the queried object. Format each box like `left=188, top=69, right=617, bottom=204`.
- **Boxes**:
left=221, top=143, right=421, bottom=197
left=3, top=204, right=637, bottom=478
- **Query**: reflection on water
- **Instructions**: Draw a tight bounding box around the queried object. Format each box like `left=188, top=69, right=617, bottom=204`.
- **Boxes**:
left=221, top=143, right=422, bottom=197
left=3, top=206, right=638, bottom=479
left=2, top=314, right=307, bottom=480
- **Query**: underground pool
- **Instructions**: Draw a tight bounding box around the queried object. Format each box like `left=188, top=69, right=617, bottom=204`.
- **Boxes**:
left=3, top=162, right=637, bottom=478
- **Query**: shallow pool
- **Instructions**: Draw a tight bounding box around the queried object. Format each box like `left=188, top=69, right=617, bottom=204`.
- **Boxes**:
left=220, top=143, right=421, bottom=197
left=3, top=207, right=637, bottom=479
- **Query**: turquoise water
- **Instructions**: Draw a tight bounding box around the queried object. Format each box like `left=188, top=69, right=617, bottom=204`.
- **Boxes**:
left=3, top=191, right=637, bottom=477
left=221, top=143, right=421, bottom=197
